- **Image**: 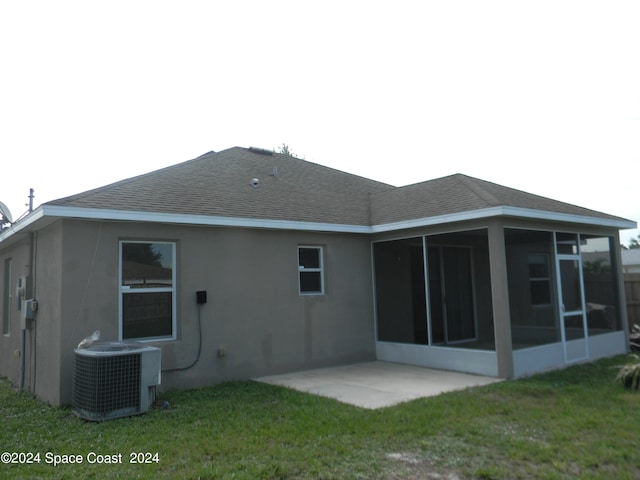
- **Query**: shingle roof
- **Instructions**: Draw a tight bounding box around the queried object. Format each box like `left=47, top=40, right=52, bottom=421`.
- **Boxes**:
left=47, top=147, right=392, bottom=225
left=47, top=147, right=630, bottom=228
left=369, top=173, right=628, bottom=225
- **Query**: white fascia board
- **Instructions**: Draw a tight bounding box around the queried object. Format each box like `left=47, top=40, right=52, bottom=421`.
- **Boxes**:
left=370, top=207, right=505, bottom=233
left=0, top=206, right=47, bottom=242
left=500, top=206, right=636, bottom=229
left=39, top=205, right=372, bottom=234
left=370, top=206, right=637, bottom=233
left=6, top=205, right=631, bottom=241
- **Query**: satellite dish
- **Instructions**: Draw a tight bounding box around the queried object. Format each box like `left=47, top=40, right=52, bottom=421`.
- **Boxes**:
left=0, top=201, right=14, bottom=224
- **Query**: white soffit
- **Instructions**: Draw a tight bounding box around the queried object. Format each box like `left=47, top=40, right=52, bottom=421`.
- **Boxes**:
left=370, top=206, right=637, bottom=233
left=45, top=205, right=638, bottom=231
left=39, top=205, right=373, bottom=233
left=1, top=204, right=635, bottom=242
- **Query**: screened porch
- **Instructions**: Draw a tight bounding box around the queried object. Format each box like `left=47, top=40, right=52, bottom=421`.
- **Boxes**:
left=372, top=226, right=627, bottom=378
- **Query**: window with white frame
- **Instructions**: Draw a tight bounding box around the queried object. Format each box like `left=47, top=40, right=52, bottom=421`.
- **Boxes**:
left=298, top=246, right=324, bottom=294
left=120, top=241, right=176, bottom=340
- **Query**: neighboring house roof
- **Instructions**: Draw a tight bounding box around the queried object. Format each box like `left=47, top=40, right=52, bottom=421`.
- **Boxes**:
left=622, top=249, right=640, bottom=267
left=2, top=147, right=636, bottom=238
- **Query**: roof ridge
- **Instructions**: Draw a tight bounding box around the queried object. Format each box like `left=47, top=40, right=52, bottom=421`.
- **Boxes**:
left=454, top=174, right=502, bottom=206
left=250, top=147, right=395, bottom=190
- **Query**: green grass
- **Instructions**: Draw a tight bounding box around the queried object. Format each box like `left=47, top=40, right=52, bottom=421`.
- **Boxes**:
left=2, top=355, right=640, bottom=479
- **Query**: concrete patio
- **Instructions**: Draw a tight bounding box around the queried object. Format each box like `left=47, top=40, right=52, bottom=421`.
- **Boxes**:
left=256, top=361, right=502, bottom=409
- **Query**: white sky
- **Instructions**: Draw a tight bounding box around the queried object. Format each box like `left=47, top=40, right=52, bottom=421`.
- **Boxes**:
left=1, top=1, right=638, bottom=244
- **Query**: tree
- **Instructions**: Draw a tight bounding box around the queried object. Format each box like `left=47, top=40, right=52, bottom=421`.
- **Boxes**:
left=630, top=235, right=640, bottom=249
left=277, top=143, right=296, bottom=157
left=123, top=243, right=163, bottom=267
left=583, top=258, right=610, bottom=274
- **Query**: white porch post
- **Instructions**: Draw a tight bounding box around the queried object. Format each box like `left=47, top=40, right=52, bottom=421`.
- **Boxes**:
left=488, top=220, right=514, bottom=378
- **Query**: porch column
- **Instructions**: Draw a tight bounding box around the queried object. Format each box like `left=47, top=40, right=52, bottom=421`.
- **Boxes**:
left=611, top=231, right=630, bottom=348
left=487, top=220, right=514, bottom=378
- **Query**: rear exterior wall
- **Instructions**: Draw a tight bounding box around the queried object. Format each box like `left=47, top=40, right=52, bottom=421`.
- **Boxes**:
left=0, top=221, right=66, bottom=405
left=0, top=234, right=33, bottom=387
left=51, top=219, right=376, bottom=405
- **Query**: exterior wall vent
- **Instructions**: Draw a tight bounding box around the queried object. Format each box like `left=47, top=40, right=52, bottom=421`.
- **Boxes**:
left=72, top=342, right=161, bottom=421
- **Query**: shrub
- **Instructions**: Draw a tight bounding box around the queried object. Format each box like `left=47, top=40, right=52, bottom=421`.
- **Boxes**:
left=616, top=354, right=640, bottom=390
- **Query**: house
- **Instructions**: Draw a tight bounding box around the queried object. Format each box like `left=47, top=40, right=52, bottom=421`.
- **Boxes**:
left=582, top=248, right=640, bottom=274
left=0, top=146, right=636, bottom=406
left=622, top=249, right=640, bottom=274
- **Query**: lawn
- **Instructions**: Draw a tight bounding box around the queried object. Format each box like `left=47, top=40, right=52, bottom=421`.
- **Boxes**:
left=1, top=355, right=640, bottom=479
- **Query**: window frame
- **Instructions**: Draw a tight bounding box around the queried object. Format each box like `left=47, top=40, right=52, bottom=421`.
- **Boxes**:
left=119, top=240, right=177, bottom=341
left=298, top=246, right=324, bottom=295
left=2, top=258, right=11, bottom=336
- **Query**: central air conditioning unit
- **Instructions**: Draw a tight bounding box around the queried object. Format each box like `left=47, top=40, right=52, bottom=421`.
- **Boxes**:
left=72, top=342, right=161, bottom=421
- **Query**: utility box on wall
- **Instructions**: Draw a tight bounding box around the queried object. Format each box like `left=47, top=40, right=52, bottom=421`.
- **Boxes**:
left=16, top=276, right=35, bottom=329
left=21, top=299, right=37, bottom=329
left=16, top=276, right=30, bottom=310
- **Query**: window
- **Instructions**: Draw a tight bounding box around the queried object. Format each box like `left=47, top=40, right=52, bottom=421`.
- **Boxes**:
left=528, top=254, right=552, bottom=306
left=298, top=246, right=324, bottom=294
left=120, top=241, right=176, bottom=340
left=2, top=258, right=11, bottom=335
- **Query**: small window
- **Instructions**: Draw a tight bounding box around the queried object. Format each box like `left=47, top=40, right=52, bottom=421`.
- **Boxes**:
left=528, top=254, right=551, bottom=306
left=2, top=258, right=12, bottom=335
left=298, top=246, right=324, bottom=295
left=120, top=241, right=176, bottom=340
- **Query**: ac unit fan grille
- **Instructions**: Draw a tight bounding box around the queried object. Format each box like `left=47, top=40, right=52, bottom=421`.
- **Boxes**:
left=72, top=353, right=141, bottom=416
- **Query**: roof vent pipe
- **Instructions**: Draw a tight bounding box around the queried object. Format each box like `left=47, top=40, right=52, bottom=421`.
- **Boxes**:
left=248, top=147, right=273, bottom=156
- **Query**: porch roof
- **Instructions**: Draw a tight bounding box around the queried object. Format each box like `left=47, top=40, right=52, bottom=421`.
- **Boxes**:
left=369, top=173, right=629, bottom=226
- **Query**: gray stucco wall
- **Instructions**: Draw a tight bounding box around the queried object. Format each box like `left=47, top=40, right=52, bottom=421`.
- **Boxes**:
left=0, top=222, right=66, bottom=404
left=33, top=221, right=65, bottom=404
left=0, top=234, right=33, bottom=386
left=45, top=220, right=376, bottom=405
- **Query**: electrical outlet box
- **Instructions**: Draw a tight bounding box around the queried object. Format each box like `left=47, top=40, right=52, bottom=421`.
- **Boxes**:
left=196, top=290, right=207, bottom=305
left=20, top=299, right=37, bottom=330
left=24, top=299, right=36, bottom=319
left=16, top=276, right=31, bottom=310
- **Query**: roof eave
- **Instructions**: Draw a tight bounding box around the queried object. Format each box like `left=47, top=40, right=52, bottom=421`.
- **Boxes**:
left=370, top=206, right=636, bottom=233
left=0, top=206, right=52, bottom=246
left=1, top=205, right=634, bottom=244
left=38, top=205, right=373, bottom=233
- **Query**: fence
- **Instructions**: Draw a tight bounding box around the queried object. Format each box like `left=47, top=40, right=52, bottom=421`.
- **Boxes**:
left=625, top=274, right=640, bottom=328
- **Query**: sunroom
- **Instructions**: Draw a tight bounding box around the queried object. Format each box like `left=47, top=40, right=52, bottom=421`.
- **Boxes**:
left=372, top=221, right=629, bottom=379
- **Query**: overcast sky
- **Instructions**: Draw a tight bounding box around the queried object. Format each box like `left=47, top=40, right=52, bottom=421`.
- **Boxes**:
left=1, top=1, right=638, bottom=243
